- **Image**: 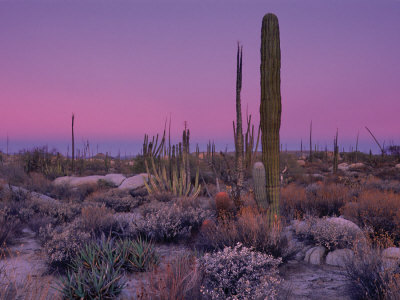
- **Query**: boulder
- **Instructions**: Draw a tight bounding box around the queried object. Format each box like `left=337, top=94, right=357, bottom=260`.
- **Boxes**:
left=53, top=176, right=73, bottom=186
left=68, top=176, right=104, bottom=186
left=338, top=163, right=349, bottom=171
left=118, top=174, right=149, bottom=190
left=349, top=163, right=365, bottom=170
left=382, top=247, right=400, bottom=269
left=103, top=174, right=126, bottom=186
left=326, top=217, right=362, bottom=234
left=304, top=246, right=327, bottom=265
left=326, top=249, right=354, bottom=267
left=382, top=247, right=400, bottom=260
left=297, top=160, right=306, bottom=167
left=53, top=175, right=104, bottom=187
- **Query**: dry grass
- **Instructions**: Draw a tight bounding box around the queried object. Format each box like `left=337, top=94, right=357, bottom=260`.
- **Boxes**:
left=344, top=240, right=400, bottom=300
left=0, top=277, right=59, bottom=300
left=136, top=254, right=201, bottom=300
left=281, top=182, right=352, bottom=219
left=196, top=206, right=286, bottom=258
left=341, top=190, right=400, bottom=242
left=80, top=204, right=115, bottom=235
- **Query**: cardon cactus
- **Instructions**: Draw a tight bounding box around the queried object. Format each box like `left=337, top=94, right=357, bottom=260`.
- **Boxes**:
left=260, top=13, right=282, bottom=221
left=215, top=192, right=236, bottom=218
left=252, top=162, right=268, bottom=209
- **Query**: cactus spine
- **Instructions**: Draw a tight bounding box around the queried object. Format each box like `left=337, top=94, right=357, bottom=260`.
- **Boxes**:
left=252, top=162, right=267, bottom=209
left=260, top=13, right=282, bottom=220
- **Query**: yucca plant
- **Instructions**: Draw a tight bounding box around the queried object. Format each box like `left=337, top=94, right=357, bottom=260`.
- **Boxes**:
left=60, top=260, right=125, bottom=299
left=57, top=237, right=126, bottom=299
left=119, top=237, right=159, bottom=272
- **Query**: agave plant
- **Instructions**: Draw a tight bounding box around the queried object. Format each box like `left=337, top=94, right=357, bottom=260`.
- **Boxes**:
left=119, top=236, right=159, bottom=272
left=57, top=236, right=126, bottom=299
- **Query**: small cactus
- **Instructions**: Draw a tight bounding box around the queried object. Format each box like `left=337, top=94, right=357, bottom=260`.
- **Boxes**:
left=252, top=162, right=268, bottom=210
left=215, top=192, right=236, bottom=218
left=200, top=219, right=216, bottom=232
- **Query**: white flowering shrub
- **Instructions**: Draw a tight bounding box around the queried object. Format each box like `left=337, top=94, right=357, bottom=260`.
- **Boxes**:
left=118, top=201, right=214, bottom=242
left=294, top=217, right=364, bottom=250
left=199, top=243, right=282, bottom=300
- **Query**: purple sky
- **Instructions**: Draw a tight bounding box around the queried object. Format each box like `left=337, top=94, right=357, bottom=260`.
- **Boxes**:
left=1, top=0, right=399, bottom=155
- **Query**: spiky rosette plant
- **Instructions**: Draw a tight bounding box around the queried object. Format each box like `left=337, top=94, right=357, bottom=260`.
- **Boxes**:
left=260, top=13, right=282, bottom=222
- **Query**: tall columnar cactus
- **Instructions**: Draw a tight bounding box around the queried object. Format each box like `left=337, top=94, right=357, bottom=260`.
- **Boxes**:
left=309, top=120, right=313, bottom=162
left=333, top=129, right=339, bottom=173
left=260, top=13, right=282, bottom=221
left=252, top=162, right=268, bottom=209
left=71, top=113, right=75, bottom=172
left=233, top=43, right=244, bottom=208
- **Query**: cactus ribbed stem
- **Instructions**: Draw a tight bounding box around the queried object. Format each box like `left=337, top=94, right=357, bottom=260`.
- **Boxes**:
left=71, top=113, right=75, bottom=172
left=260, top=13, right=282, bottom=220
left=252, top=162, right=268, bottom=209
left=234, top=43, right=244, bottom=208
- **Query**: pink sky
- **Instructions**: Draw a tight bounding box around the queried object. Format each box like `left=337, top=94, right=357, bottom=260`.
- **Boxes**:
left=1, top=0, right=399, bottom=155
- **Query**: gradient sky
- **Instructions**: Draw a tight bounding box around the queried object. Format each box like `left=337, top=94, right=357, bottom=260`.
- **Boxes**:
left=1, top=0, right=399, bottom=155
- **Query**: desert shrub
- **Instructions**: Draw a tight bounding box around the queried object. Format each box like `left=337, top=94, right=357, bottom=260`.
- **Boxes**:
left=0, top=163, right=29, bottom=186
left=28, top=198, right=81, bottom=224
left=80, top=205, right=117, bottom=236
left=129, top=200, right=214, bottom=242
left=0, top=207, right=20, bottom=248
left=281, top=183, right=352, bottom=219
left=199, top=243, right=282, bottom=300
left=119, top=237, right=159, bottom=272
left=196, top=206, right=287, bottom=259
left=138, top=254, right=202, bottom=300
left=26, top=172, right=53, bottom=194
left=40, top=221, right=92, bottom=267
left=131, top=155, right=147, bottom=174
left=50, top=183, right=99, bottom=202
left=344, top=246, right=400, bottom=299
left=341, top=190, right=400, bottom=242
left=59, top=237, right=126, bottom=299
left=87, top=189, right=145, bottom=212
left=293, top=217, right=364, bottom=250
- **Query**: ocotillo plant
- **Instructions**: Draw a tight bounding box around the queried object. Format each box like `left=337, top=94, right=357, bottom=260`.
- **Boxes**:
left=233, top=43, right=244, bottom=207
left=260, top=13, right=282, bottom=221
left=333, top=129, right=339, bottom=173
left=71, top=113, right=75, bottom=172
left=244, top=112, right=261, bottom=170
left=309, top=120, right=312, bottom=162
left=355, top=131, right=359, bottom=163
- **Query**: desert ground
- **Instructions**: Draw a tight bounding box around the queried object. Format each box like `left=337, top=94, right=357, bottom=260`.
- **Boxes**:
left=1, top=145, right=400, bottom=299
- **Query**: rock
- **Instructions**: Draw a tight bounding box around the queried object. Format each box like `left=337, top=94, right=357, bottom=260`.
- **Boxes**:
left=53, top=175, right=104, bottom=187
left=396, top=164, right=400, bottom=169
left=326, top=217, right=363, bottom=236
left=53, top=176, right=73, bottom=186
left=103, top=174, right=126, bottom=186
left=382, top=247, right=400, bottom=260
left=382, top=247, right=400, bottom=269
left=326, top=249, right=354, bottom=267
left=297, top=160, right=306, bottom=166
left=304, top=246, right=327, bottom=265
left=338, top=163, right=349, bottom=171
left=68, top=175, right=104, bottom=186
left=349, top=163, right=365, bottom=170
left=311, top=173, right=324, bottom=180
left=118, top=174, right=149, bottom=190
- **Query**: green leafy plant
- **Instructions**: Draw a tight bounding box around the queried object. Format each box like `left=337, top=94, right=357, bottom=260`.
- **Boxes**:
left=58, top=237, right=125, bottom=299
left=119, top=236, right=159, bottom=272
